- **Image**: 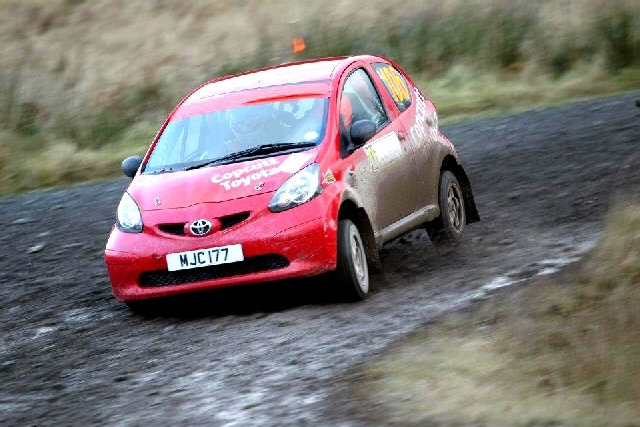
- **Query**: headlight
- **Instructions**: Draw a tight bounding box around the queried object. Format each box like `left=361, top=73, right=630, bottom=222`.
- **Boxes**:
left=268, top=163, right=323, bottom=213
left=117, top=192, right=143, bottom=233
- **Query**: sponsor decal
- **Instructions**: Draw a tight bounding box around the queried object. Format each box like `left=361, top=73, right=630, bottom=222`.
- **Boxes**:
left=363, top=132, right=403, bottom=166
left=409, top=87, right=428, bottom=144
left=322, top=169, right=337, bottom=185
left=304, top=131, right=319, bottom=141
left=211, top=158, right=280, bottom=191
left=210, top=152, right=314, bottom=191
left=409, top=87, right=438, bottom=145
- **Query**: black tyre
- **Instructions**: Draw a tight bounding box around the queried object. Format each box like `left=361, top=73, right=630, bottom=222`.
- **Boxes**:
left=335, top=219, right=369, bottom=301
left=426, top=170, right=466, bottom=245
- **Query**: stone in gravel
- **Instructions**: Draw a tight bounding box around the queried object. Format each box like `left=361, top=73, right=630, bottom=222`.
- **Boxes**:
left=28, top=243, right=46, bottom=253
left=507, top=267, right=540, bottom=279
left=12, top=218, right=34, bottom=225
left=477, top=325, right=492, bottom=335
left=278, top=320, right=295, bottom=327
left=499, top=238, right=515, bottom=246
left=62, top=242, right=83, bottom=249
left=470, top=292, right=487, bottom=302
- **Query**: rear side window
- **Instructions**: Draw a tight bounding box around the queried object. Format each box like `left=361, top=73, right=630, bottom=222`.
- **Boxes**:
left=372, top=63, right=412, bottom=112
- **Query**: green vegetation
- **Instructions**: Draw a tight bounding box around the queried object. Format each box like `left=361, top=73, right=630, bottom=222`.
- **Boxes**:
left=0, top=0, right=638, bottom=193
left=357, top=202, right=640, bottom=426
left=298, top=0, right=640, bottom=76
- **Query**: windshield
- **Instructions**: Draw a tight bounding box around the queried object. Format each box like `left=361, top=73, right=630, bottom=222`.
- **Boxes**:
left=144, top=97, right=328, bottom=173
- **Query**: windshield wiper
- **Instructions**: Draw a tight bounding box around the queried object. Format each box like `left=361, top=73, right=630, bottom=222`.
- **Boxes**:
left=185, top=142, right=316, bottom=171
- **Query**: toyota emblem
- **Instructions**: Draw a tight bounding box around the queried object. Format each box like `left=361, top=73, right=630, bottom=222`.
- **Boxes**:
left=190, top=219, right=212, bottom=236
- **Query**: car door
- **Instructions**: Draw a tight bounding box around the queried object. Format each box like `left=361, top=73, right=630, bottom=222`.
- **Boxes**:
left=372, top=62, right=438, bottom=212
left=338, top=67, right=416, bottom=231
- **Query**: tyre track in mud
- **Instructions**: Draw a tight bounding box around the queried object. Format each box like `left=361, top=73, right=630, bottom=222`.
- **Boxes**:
left=1, top=93, right=639, bottom=426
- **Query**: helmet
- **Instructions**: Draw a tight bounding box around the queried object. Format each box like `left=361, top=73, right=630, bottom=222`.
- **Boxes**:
left=229, top=104, right=270, bottom=138
left=339, top=95, right=353, bottom=129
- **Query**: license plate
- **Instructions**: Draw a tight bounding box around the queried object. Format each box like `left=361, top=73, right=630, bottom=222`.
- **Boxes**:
left=166, top=244, right=244, bottom=272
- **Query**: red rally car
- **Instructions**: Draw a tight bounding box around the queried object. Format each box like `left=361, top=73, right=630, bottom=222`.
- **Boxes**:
left=105, top=55, right=479, bottom=310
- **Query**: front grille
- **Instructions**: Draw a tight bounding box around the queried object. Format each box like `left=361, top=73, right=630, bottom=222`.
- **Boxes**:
left=157, top=212, right=249, bottom=236
left=158, top=224, right=186, bottom=236
left=139, top=255, right=289, bottom=287
left=219, top=212, right=250, bottom=230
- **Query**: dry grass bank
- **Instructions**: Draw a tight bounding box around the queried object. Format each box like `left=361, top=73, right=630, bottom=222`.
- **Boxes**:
left=0, top=0, right=639, bottom=193
left=358, top=202, right=640, bottom=426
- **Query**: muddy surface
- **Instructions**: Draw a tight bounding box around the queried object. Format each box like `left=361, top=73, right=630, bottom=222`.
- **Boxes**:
left=1, top=93, right=639, bottom=426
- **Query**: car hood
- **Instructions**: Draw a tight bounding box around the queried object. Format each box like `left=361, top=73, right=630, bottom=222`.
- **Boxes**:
left=130, top=150, right=318, bottom=211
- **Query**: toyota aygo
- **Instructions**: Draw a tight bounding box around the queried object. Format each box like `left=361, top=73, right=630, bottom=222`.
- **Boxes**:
left=105, top=55, right=479, bottom=311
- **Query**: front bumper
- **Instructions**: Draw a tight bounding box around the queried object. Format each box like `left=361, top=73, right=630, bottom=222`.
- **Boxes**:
left=105, top=192, right=338, bottom=301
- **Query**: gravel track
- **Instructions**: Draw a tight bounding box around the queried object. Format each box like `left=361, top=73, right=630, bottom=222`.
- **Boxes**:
left=1, top=93, right=639, bottom=426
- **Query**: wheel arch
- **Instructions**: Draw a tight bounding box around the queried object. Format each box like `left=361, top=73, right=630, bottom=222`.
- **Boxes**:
left=441, top=155, right=480, bottom=224
left=337, top=199, right=382, bottom=274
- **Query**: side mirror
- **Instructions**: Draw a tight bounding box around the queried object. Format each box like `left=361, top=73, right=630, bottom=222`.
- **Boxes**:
left=350, top=119, right=377, bottom=148
left=121, top=155, right=143, bottom=178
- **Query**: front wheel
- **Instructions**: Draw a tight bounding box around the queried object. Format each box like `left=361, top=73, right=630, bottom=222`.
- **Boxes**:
left=335, top=219, right=369, bottom=301
left=426, top=170, right=466, bottom=246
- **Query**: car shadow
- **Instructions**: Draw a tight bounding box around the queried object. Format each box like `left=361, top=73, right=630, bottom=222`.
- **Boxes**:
left=130, top=274, right=347, bottom=319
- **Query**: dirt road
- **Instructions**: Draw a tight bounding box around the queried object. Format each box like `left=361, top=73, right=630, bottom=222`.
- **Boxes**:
left=1, top=93, right=639, bottom=426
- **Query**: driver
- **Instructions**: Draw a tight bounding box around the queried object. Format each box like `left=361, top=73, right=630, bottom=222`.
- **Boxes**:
left=199, top=110, right=233, bottom=160
left=228, top=103, right=274, bottom=151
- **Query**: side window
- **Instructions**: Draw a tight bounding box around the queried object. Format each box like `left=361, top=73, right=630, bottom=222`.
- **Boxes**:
left=372, top=63, right=412, bottom=112
left=340, top=68, right=389, bottom=132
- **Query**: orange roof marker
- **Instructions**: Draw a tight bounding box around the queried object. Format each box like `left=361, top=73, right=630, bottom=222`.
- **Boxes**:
left=292, top=37, right=306, bottom=54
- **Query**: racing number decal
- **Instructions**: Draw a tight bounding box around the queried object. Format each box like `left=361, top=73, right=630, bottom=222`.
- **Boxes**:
left=376, top=66, right=411, bottom=105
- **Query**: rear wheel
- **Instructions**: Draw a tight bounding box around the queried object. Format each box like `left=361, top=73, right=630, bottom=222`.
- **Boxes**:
left=426, top=170, right=466, bottom=245
left=335, top=219, right=369, bottom=301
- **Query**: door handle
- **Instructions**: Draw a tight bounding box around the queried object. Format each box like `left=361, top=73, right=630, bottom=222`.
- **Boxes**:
left=397, top=131, right=406, bottom=141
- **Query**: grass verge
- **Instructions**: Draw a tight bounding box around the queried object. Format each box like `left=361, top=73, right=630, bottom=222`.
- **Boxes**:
left=356, top=202, right=640, bottom=426
left=0, top=123, right=153, bottom=193
left=419, top=64, right=640, bottom=124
